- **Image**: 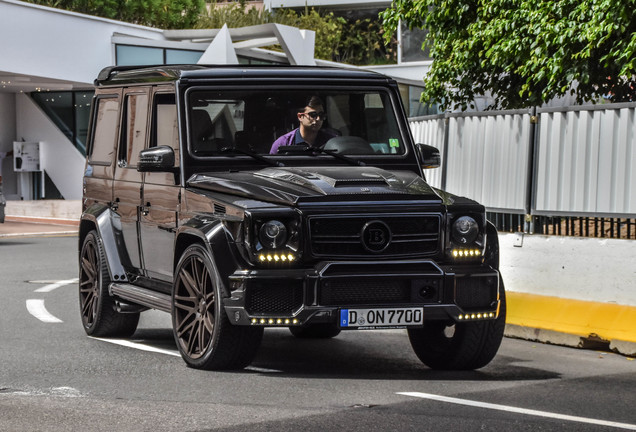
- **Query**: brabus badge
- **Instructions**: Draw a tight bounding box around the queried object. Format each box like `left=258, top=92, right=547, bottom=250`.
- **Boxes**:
left=361, top=220, right=392, bottom=253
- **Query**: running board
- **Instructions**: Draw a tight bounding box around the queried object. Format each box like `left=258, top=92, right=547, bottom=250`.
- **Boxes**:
left=110, top=283, right=172, bottom=313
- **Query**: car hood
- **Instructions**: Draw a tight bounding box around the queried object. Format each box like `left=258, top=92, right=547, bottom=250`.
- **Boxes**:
left=187, top=166, right=443, bottom=206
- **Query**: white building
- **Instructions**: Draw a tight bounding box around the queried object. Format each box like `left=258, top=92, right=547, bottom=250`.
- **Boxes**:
left=0, top=0, right=430, bottom=201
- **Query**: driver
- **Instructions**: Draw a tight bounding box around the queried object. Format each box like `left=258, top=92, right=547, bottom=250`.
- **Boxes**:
left=269, top=96, right=336, bottom=154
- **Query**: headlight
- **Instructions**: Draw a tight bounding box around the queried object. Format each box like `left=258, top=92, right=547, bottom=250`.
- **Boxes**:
left=259, top=220, right=288, bottom=249
left=244, top=212, right=301, bottom=266
left=452, top=216, right=479, bottom=244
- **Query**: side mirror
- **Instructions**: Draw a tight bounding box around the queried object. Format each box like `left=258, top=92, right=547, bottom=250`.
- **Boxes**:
left=138, top=146, right=175, bottom=172
left=415, top=143, right=441, bottom=169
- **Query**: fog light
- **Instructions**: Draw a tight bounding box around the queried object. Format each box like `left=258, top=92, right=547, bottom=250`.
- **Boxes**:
left=451, top=248, right=482, bottom=260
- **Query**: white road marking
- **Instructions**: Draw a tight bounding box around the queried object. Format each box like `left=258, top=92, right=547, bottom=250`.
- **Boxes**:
left=0, top=386, right=83, bottom=398
left=89, top=337, right=181, bottom=357
left=89, top=337, right=283, bottom=372
left=34, top=278, right=78, bottom=293
left=245, top=366, right=283, bottom=374
left=398, top=392, right=636, bottom=431
left=26, top=299, right=63, bottom=323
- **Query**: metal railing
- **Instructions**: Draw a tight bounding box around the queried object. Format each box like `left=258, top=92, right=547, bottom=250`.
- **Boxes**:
left=411, top=102, right=636, bottom=239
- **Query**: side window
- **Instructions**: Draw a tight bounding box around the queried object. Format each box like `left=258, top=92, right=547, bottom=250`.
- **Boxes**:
left=189, top=97, right=245, bottom=155
left=152, top=93, right=179, bottom=166
left=89, top=96, right=120, bottom=165
left=118, top=93, right=149, bottom=168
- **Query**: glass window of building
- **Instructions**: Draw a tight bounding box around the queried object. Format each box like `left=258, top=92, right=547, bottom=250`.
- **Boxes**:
left=166, top=49, right=202, bottom=64
left=116, top=45, right=163, bottom=66
left=400, top=24, right=431, bottom=63
left=398, top=84, right=439, bottom=117
left=31, top=91, right=94, bottom=156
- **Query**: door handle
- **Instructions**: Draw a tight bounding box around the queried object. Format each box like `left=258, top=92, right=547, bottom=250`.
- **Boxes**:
left=140, top=202, right=151, bottom=216
left=110, top=198, right=120, bottom=212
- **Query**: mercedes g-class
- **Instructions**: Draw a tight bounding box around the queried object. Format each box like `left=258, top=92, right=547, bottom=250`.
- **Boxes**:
left=79, top=65, right=505, bottom=370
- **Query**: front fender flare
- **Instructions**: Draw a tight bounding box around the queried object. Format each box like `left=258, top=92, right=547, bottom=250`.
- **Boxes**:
left=80, top=204, right=128, bottom=282
left=174, top=217, right=239, bottom=298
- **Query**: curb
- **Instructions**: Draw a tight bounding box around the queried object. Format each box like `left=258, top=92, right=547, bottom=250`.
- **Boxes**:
left=5, top=215, right=79, bottom=227
left=505, top=292, right=636, bottom=357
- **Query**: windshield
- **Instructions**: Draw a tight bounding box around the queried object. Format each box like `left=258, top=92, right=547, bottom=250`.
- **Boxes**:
left=187, top=89, right=405, bottom=158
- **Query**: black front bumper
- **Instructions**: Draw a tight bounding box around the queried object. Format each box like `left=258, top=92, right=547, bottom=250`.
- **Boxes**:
left=223, top=260, right=501, bottom=327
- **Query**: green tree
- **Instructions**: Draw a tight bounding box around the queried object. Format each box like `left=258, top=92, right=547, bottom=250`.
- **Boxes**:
left=382, top=0, right=636, bottom=110
left=26, top=0, right=204, bottom=28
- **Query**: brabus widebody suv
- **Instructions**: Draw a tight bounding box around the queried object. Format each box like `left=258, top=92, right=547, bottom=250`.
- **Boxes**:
left=79, top=65, right=506, bottom=370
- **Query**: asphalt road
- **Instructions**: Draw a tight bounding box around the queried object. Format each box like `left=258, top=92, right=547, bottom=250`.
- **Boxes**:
left=1, top=234, right=635, bottom=432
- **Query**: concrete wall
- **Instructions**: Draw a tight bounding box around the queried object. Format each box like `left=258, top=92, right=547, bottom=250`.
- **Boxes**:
left=500, top=232, right=636, bottom=355
left=500, top=233, right=636, bottom=306
left=15, top=94, right=85, bottom=200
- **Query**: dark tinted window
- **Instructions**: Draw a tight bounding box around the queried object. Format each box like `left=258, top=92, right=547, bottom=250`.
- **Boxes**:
left=187, top=89, right=404, bottom=156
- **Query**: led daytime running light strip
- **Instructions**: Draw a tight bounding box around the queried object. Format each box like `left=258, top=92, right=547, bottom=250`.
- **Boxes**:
left=258, top=252, right=297, bottom=263
left=452, top=248, right=482, bottom=258
left=457, top=312, right=496, bottom=321
left=251, top=318, right=300, bottom=326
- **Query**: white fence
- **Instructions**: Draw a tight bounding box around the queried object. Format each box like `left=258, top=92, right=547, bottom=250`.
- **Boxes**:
left=410, top=102, right=636, bottom=218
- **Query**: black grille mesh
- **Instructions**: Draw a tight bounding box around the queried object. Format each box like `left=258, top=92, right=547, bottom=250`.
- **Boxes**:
left=246, top=282, right=303, bottom=314
left=455, top=276, right=497, bottom=309
left=309, top=215, right=440, bottom=257
left=320, top=279, right=411, bottom=306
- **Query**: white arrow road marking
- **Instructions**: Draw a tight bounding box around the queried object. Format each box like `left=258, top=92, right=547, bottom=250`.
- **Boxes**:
left=89, top=337, right=282, bottom=373
left=34, top=278, right=78, bottom=293
left=398, top=392, right=636, bottom=431
left=26, top=299, right=63, bottom=323
left=26, top=278, right=77, bottom=323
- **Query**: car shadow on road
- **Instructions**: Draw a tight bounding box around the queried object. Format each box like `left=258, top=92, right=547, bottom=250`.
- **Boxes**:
left=131, top=327, right=560, bottom=382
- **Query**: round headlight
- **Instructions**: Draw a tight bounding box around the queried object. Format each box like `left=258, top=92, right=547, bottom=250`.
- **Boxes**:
left=259, top=220, right=288, bottom=249
left=452, top=216, right=479, bottom=244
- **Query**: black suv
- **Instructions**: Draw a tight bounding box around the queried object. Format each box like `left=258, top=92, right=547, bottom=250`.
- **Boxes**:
left=79, top=65, right=505, bottom=370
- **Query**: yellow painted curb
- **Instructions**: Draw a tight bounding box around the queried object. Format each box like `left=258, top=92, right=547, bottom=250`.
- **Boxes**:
left=506, top=292, right=636, bottom=344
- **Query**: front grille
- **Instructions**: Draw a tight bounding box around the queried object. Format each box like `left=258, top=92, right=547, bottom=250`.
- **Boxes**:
left=455, top=276, right=497, bottom=309
left=309, top=214, right=440, bottom=258
left=245, top=281, right=303, bottom=314
left=320, top=279, right=411, bottom=306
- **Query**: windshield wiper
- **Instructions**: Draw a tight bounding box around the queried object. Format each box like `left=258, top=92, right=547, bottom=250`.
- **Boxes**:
left=220, top=147, right=284, bottom=167
left=277, top=145, right=365, bottom=166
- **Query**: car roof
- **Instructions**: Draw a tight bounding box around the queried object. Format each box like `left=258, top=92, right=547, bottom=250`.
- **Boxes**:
left=95, top=64, right=391, bottom=87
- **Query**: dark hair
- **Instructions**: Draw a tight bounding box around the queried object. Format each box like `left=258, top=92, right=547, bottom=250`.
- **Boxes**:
left=298, top=95, right=324, bottom=113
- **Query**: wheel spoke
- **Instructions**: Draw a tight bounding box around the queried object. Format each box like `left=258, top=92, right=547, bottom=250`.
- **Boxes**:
left=81, top=256, right=96, bottom=281
left=173, top=249, right=221, bottom=360
left=178, top=265, right=199, bottom=300
left=175, top=310, right=196, bottom=335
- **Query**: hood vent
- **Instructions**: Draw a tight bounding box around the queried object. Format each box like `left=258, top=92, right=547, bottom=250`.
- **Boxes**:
left=214, top=203, right=226, bottom=215
left=331, top=177, right=388, bottom=187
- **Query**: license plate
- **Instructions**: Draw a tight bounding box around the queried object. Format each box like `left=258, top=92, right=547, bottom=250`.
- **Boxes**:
left=339, top=307, right=423, bottom=329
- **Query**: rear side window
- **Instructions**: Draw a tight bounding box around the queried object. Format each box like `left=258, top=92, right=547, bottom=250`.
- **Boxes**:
left=89, top=96, right=120, bottom=165
left=152, top=93, right=179, bottom=166
left=118, top=93, right=149, bottom=168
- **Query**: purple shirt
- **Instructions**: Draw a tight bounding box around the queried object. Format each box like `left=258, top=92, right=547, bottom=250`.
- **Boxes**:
left=269, top=128, right=336, bottom=154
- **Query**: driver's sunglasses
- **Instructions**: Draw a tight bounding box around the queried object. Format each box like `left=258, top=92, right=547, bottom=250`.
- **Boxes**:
left=304, top=111, right=327, bottom=120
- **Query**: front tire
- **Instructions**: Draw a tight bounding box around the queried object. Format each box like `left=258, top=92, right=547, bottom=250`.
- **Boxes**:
left=172, top=244, right=263, bottom=370
left=408, top=283, right=506, bottom=370
left=79, top=230, right=139, bottom=337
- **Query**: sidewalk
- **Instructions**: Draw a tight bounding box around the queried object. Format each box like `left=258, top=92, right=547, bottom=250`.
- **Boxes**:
left=0, top=199, right=80, bottom=237
left=0, top=217, right=78, bottom=237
